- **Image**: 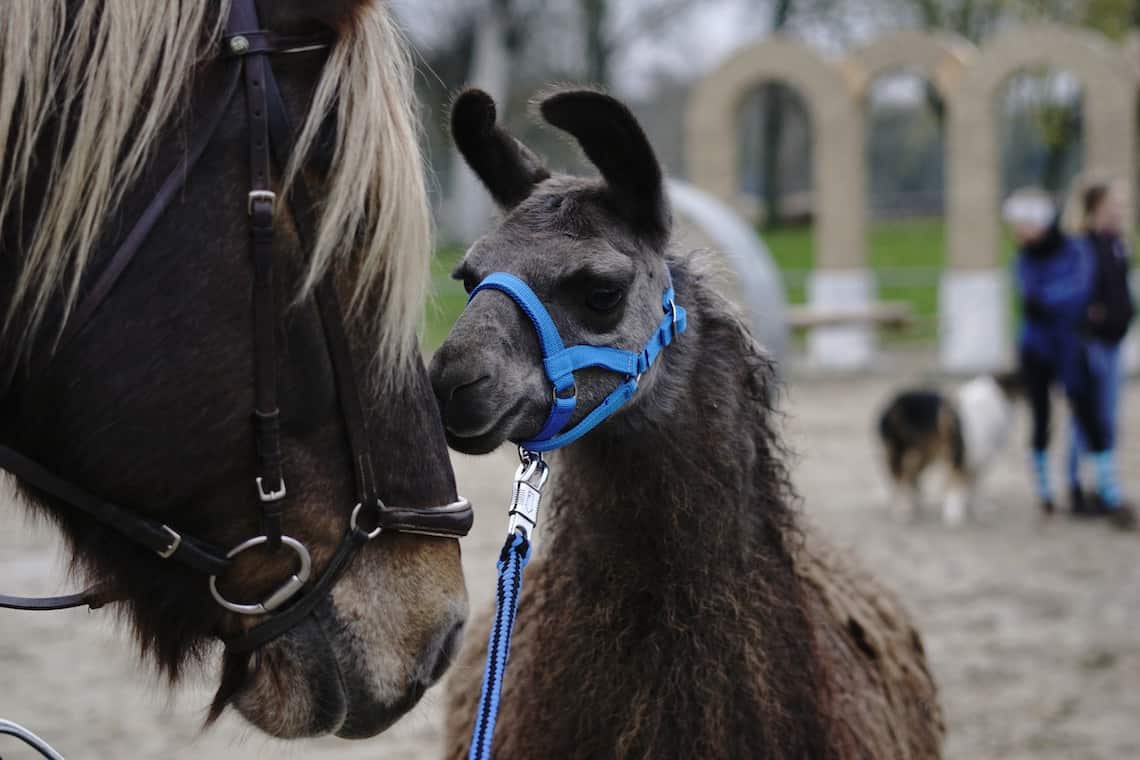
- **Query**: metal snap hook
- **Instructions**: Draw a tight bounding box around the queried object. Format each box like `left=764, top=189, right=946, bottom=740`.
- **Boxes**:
left=208, top=535, right=311, bottom=615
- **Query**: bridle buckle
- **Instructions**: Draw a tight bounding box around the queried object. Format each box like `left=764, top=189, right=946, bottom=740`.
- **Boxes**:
left=155, top=525, right=182, bottom=559
left=255, top=475, right=287, bottom=502
left=247, top=190, right=276, bottom=215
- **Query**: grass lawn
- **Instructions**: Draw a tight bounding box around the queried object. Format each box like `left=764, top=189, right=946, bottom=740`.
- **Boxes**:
left=422, top=218, right=1025, bottom=351
left=424, top=243, right=468, bottom=351
left=766, top=218, right=949, bottom=343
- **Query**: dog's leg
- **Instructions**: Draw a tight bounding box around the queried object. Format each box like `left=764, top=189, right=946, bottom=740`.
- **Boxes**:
left=942, top=468, right=975, bottom=526
left=900, top=450, right=925, bottom=521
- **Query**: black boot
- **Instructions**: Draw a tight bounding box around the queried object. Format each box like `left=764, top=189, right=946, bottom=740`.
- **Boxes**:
left=1108, top=503, right=1138, bottom=531
left=1071, top=487, right=1110, bottom=518
left=1070, top=486, right=1086, bottom=515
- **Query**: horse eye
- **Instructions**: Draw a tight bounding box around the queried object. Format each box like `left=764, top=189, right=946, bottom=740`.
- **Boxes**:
left=586, top=287, right=624, bottom=313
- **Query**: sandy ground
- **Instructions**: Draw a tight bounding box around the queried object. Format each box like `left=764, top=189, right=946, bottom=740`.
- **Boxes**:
left=2, top=358, right=1138, bottom=759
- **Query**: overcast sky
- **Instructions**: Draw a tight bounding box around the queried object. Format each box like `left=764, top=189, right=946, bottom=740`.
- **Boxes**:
left=393, top=0, right=906, bottom=97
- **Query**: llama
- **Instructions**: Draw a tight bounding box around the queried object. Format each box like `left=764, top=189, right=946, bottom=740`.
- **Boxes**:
left=431, top=88, right=944, bottom=759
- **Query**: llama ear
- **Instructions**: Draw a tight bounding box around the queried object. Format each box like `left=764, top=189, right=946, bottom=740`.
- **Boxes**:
left=539, top=88, right=670, bottom=247
left=451, top=89, right=551, bottom=211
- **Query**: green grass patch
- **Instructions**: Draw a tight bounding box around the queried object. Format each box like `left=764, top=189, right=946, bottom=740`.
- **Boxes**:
left=765, top=218, right=946, bottom=343
left=423, top=243, right=467, bottom=352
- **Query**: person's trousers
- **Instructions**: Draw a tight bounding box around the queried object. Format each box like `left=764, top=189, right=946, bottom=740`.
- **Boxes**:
left=1021, top=348, right=1108, bottom=455
left=1068, top=340, right=1123, bottom=485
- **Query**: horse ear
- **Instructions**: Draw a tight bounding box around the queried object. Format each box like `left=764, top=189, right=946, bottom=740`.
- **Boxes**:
left=539, top=88, right=670, bottom=247
left=451, top=89, right=551, bottom=211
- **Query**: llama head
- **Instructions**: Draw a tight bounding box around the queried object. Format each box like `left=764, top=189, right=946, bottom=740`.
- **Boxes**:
left=431, top=87, right=677, bottom=454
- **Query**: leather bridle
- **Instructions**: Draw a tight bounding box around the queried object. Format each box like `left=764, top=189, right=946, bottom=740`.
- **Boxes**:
left=0, top=0, right=473, bottom=653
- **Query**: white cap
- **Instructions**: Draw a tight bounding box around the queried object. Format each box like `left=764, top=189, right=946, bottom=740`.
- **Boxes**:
left=1002, top=190, right=1055, bottom=229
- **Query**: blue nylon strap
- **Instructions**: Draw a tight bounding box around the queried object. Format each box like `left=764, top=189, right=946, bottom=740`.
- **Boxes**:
left=469, top=530, right=532, bottom=760
left=470, top=273, right=567, bottom=358
left=522, top=377, right=639, bottom=452
left=544, top=345, right=638, bottom=381
left=532, top=393, right=576, bottom=442
left=467, top=270, right=687, bottom=451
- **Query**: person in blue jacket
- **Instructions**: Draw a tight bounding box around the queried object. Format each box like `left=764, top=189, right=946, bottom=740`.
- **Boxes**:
left=1004, top=188, right=1134, bottom=529
left=1067, top=181, right=1136, bottom=518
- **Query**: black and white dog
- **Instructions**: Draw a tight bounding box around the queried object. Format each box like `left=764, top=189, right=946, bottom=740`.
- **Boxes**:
left=878, top=374, right=1021, bottom=524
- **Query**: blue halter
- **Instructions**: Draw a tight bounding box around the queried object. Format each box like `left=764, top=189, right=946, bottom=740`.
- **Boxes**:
left=468, top=271, right=688, bottom=452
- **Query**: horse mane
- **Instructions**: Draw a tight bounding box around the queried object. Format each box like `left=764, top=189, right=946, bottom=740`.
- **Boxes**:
left=0, top=0, right=430, bottom=379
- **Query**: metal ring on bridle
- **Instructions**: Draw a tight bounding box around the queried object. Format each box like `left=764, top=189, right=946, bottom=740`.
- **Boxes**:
left=208, top=535, right=312, bottom=615
left=350, top=501, right=384, bottom=540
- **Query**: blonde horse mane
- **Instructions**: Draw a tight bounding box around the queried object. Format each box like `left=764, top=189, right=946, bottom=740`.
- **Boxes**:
left=1, top=0, right=430, bottom=378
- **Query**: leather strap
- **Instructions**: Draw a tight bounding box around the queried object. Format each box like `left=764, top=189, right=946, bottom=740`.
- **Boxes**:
left=261, top=67, right=379, bottom=510
left=263, top=66, right=473, bottom=539
left=0, top=446, right=231, bottom=575
left=234, top=3, right=288, bottom=548
left=0, top=584, right=116, bottom=612
left=220, top=31, right=335, bottom=58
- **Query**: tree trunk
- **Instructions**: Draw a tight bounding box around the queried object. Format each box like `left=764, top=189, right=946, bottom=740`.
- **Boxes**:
left=447, top=5, right=512, bottom=243
left=759, top=0, right=793, bottom=229
left=761, top=85, right=786, bottom=228
left=582, top=0, right=609, bottom=87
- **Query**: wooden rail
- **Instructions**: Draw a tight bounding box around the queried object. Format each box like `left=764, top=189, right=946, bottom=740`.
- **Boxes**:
left=787, top=302, right=915, bottom=331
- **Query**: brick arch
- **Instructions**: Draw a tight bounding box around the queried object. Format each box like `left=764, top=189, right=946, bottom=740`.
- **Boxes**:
left=686, top=37, right=866, bottom=271
left=849, top=30, right=975, bottom=102
left=935, top=24, right=1138, bottom=371
left=947, top=24, right=1138, bottom=270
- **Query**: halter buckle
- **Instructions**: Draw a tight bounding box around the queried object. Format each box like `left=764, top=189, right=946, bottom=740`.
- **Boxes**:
left=248, top=190, right=276, bottom=216
left=155, top=525, right=182, bottom=559
left=552, top=383, right=576, bottom=404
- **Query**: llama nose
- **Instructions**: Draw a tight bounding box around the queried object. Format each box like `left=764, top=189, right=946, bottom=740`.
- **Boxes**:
left=433, top=369, right=490, bottom=409
left=438, top=375, right=495, bottom=434
left=430, top=350, right=489, bottom=414
left=447, top=374, right=490, bottom=403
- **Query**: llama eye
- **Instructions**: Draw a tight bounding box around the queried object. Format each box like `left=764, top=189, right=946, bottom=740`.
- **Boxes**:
left=586, top=287, right=624, bottom=313
left=454, top=272, right=478, bottom=295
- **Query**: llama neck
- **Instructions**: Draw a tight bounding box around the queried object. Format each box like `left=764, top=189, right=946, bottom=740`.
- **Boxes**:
left=523, top=275, right=829, bottom=759
left=543, top=278, right=792, bottom=583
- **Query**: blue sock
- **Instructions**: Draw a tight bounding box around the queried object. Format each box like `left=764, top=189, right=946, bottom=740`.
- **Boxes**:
left=1032, top=450, right=1053, bottom=503
left=1093, top=451, right=1122, bottom=509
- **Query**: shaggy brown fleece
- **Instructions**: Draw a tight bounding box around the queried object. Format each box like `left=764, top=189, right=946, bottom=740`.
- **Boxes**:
left=442, top=254, right=944, bottom=760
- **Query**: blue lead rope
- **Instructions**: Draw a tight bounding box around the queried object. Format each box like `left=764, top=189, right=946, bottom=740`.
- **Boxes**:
left=469, top=530, right=531, bottom=760
left=469, top=453, right=547, bottom=760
